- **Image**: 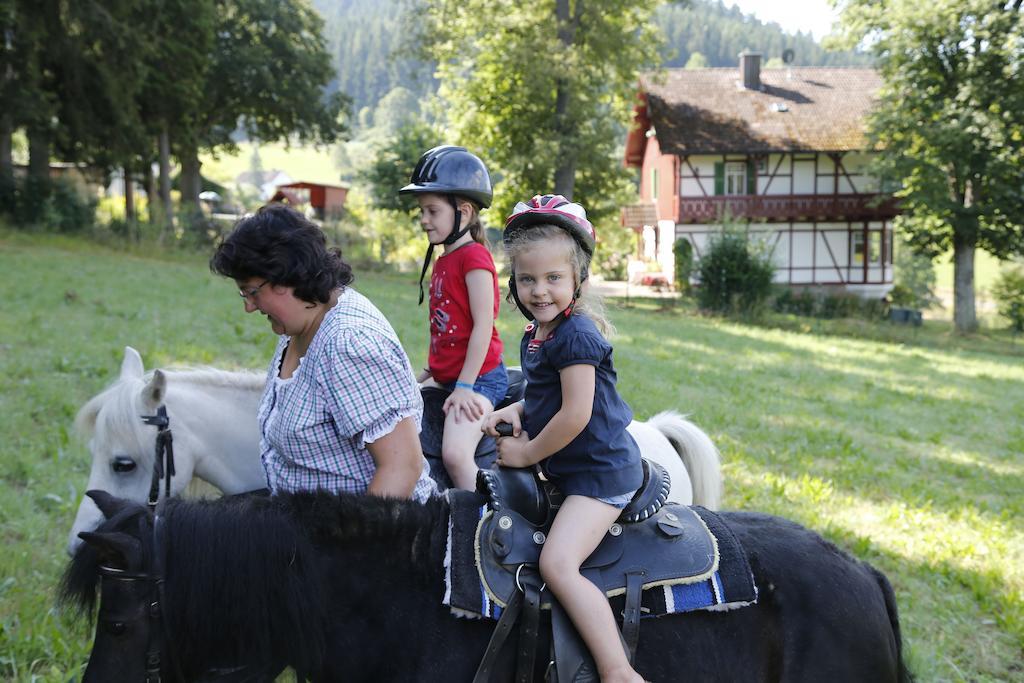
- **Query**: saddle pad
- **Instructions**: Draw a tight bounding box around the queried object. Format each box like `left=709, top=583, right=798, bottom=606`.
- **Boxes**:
left=443, top=491, right=757, bottom=620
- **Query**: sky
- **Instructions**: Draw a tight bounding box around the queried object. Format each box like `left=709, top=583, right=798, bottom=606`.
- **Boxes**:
left=725, top=0, right=841, bottom=41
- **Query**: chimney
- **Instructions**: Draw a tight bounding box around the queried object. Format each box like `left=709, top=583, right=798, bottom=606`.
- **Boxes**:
left=739, top=51, right=762, bottom=90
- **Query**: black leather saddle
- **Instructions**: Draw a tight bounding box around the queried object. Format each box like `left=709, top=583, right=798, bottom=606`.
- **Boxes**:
left=476, top=457, right=671, bottom=527
left=469, top=463, right=717, bottom=683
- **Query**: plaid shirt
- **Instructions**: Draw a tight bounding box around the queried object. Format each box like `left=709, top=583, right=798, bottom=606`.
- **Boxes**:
left=258, top=288, right=437, bottom=502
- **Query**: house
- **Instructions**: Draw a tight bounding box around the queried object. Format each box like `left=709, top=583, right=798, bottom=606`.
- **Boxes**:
left=271, top=180, right=349, bottom=220
left=622, top=52, right=899, bottom=298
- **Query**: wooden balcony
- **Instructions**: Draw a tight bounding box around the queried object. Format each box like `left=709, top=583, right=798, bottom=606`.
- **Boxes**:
left=677, top=193, right=899, bottom=224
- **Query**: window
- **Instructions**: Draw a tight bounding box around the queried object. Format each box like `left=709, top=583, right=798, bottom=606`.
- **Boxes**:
left=651, top=168, right=659, bottom=200
left=869, top=231, right=881, bottom=264
left=852, top=231, right=865, bottom=266
left=725, top=162, right=746, bottom=196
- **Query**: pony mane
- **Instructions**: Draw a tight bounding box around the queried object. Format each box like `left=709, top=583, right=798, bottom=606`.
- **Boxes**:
left=61, top=491, right=449, bottom=675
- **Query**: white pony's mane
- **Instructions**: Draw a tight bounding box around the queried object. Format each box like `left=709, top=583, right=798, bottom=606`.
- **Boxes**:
left=75, top=366, right=264, bottom=440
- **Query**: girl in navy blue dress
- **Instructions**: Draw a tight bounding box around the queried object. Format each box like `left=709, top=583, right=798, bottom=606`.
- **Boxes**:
left=482, top=195, right=645, bottom=683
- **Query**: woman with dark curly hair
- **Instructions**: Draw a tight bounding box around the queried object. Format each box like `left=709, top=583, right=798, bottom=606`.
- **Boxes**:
left=210, top=204, right=437, bottom=502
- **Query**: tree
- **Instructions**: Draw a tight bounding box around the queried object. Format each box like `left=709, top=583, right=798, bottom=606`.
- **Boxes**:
left=413, top=0, right=664, bottom=223
left=362, top=121, right=439, bottom=212
left=834, top=0, right=1024, bottom=332
left=684, top=51, right=708, bottom=69
left=172, top=0, right=347, bottom=228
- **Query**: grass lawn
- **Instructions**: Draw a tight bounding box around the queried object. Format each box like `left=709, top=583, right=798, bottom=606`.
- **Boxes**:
left=1, top=232, right=1022, bottom=682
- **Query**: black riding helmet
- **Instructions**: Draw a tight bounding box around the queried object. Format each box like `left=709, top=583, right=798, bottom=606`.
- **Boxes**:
left=400, top=145, right=493, bottom=304
left=399, top=145, right=493, bottom=209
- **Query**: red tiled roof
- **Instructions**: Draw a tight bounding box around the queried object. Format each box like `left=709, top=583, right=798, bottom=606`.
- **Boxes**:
left=641, top=67, right=882, bottom=154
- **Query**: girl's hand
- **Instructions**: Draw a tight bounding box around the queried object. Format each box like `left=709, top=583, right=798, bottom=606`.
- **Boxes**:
left=443, top=387, right=490, bottom=423
left=495, top=431, right=533, bottom=468
left=482, top=404, right=523, bottom=437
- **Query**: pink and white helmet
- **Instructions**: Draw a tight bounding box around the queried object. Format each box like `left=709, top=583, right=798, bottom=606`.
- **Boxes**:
left=503, top=194, right=596, bottom=257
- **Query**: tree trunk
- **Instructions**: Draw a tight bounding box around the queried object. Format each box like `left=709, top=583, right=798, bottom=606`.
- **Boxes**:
left=0, top=112, right=12, bottom=183
left=178, top=144, right=204, bottom=234
left=143, top=161, right=157, bottom=223
left=179, top=147, right=202, bottom=207
left=952, top=238, right=977, bottom=332
left=158, top=127, right=174, bottom=239
left=28, top=126, right=50, bottom=182
left=552, top=0, right=579, bottom=199
left=123, top=165, right=136, bottom=234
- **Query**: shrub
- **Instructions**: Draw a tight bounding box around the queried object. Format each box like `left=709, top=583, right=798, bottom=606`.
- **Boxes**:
left=595, top=249, right=629, bottom=281
left=892, top=241, right=941, bottom=309
left=991, top=268, right=1024, bottom=332
left=673, top=238, right=693, bottom=293
left=7, top=175, right=97, bottom=232
left=773, top=287, right=887, bottom=320
left=696, top=230, right=776, bottom=315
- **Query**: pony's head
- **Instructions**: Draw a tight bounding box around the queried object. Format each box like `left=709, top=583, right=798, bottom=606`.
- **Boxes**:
left=61, top=490, right=159, bottom=683
left=68, top=347, right=196, bottom=555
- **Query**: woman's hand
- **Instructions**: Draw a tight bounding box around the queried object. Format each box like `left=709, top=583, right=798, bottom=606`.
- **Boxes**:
left=443, top=387, right=490, bottom=423
left=495, top=431, right=534, bottom=468
left=481, top=402, right=524, bottom=437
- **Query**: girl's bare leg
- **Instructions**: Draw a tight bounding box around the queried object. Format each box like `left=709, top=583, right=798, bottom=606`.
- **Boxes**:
left=441, top=407, right=489, bottom=490
left=540, top=495, right=645, bottom=683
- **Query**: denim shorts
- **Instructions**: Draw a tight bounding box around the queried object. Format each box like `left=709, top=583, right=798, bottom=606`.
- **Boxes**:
left=595, top=488, right=639, bottom=510
left=442, top=361, right=509, bottom=407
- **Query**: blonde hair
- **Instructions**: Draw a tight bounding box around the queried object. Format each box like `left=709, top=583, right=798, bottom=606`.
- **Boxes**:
left=504, top=224, right=614, bottom=336
left=456, top=197, right=487, bottom=246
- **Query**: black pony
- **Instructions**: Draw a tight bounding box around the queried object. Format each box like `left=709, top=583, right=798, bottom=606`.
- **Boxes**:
left=62, top=490, right=913, bottom=682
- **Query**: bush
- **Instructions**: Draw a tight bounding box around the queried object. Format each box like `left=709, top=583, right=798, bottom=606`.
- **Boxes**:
left=5, top=175, right=97, bottom=232
left=892, top=241, right=941, bottom=309
left=673, top=238, right=693, bottom=293
left=594, top=249, right=628, bottom=281
left=991, top=268, right=1024, bottom=332
left=773, top=287, right=888, bottom=320
left=696, top=230, right=776, bottom=315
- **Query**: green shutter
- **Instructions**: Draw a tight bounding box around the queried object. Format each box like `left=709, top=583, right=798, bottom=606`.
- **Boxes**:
left=714, top=162, right=724, bottom=195
left=746, top=160, right=756, bottom=195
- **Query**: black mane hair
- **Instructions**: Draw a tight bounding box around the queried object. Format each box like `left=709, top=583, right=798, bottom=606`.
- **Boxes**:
left=62, top=491, right=450, bottom=676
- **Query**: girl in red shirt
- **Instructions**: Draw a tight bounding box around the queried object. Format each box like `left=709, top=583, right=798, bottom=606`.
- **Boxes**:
left=400, top=146, right=507, bottom=490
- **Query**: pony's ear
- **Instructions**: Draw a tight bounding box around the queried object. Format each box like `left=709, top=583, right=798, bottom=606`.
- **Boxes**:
left=141, top=369, right=167, bottom=411
left=120, top=346, right=145, bottom=380
left=86, top=489, right=129, bottom=519
left=78, top=531, right=142, bottom=569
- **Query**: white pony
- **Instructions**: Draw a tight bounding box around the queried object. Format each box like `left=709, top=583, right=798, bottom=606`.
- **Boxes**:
left=69, top=347, right=722, bottom=554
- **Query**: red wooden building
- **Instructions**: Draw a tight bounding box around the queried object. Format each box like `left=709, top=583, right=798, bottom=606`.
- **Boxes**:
left=623, top=53, right=900, bottom=297
left=272, top=180, right=349, bottom=220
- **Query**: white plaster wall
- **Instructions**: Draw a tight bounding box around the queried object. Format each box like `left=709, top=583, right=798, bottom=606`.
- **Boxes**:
left=792, top=160, right=815, bottom=194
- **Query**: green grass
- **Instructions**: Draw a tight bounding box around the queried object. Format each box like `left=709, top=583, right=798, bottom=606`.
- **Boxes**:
left=2, top=232, right=1022, bottom=682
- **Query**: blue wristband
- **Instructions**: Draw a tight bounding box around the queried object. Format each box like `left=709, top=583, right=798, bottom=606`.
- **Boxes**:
left=455, top=381, right=475, bottom=391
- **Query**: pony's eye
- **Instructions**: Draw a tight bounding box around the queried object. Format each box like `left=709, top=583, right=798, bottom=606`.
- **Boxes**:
left=112, top=456, right=137, bottom=473
left=103, top=620, right=127, bottom=635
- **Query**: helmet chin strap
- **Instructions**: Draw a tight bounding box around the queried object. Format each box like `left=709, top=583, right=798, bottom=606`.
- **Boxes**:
left=418, top=195, right=470, bottom=305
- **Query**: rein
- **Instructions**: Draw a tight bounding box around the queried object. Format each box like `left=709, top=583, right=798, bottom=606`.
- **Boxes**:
left=141, top=406, right=175, bottom=510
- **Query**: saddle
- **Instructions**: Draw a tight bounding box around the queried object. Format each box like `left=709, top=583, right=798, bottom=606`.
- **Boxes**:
left=470, top=463, right=717, bottom=683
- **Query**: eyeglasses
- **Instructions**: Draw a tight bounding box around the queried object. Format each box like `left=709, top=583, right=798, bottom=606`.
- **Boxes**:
left=238, top=280, right=270, bottom=301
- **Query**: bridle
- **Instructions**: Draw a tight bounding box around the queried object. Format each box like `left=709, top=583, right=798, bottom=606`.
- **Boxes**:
left=141, top=406, right=176, bottom=511
left=93, top=405, right=184, bottom=682
left=90, top=408, right=289, bottom=682
left=95, top=510, right=186, bottom=683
